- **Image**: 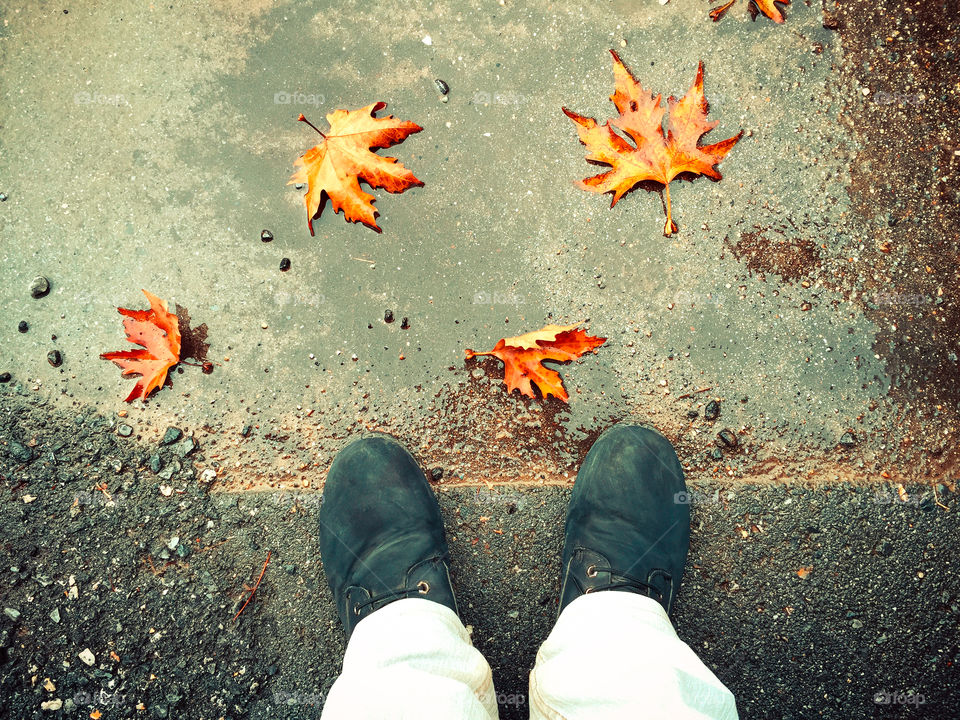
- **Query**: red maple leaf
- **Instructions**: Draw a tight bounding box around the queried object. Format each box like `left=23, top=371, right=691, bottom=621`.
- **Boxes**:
left=101, top=290, right=181, bottom=402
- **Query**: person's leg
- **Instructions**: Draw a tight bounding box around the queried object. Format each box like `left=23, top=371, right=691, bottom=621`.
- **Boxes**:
left=529, top=424, right=738, bottom=719
left=318, top=435, right=499, bottom=720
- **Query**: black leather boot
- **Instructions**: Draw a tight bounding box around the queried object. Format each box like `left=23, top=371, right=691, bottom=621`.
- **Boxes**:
left=559, top=424, right=690, bottom=618
left=318, top=434, right=458, bottom=639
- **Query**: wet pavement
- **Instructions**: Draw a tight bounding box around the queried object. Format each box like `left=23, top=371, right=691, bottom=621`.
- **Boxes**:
left=0, top=0, right=956, bottom=489
left=1, top=0, right=958, bottom=718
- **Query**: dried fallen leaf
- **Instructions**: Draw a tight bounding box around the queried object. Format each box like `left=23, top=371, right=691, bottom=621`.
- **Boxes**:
left=101, top=290, right=181, bottom=402
left=288, top=104, right=423, bottom=234
left=708, top=0, right=737, bottom=21
left=710, top=0, right=789, bottom=23
left=563, top=51, right=741, bottom=236
left=797, top=566, right=812, bottom=579
left=465, top=323, right=606, bottom=402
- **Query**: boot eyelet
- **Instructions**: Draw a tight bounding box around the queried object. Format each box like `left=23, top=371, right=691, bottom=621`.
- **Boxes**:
left=586, top=565, right=597, bottom=578
left=417, top=581, right=430, bottom=594
left=353, top=604, right=361, bottom=616
left=584, top=587, right=594, bottom=594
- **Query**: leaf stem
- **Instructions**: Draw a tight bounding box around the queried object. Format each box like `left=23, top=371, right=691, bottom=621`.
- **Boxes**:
left=663, top=183, right=673, bottom=237
left=298, top=113, right=326, bottom=138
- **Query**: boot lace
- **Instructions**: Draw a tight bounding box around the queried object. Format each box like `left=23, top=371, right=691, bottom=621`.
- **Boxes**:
left=581, top=565, right=665, bottom=604
left=353, top=580, right=431, bottom=615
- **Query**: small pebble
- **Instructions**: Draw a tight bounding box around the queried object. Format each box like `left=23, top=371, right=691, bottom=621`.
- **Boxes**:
left=384, top=309, right=395, bottom=324
left=29, top=276, right=50, bottom=299
left=260, top=229, right=274, bottom=242
left=18, top=321, right=28, bottom=333
left=431, top=467, right=444, bottom=481
left=716, top=428, right=738, bottom=448
left=279, top=257, right=291, bottom=272
left=161, top=426, right=182, bottom=445
left=435, top=78, right=449, bottom=95
left=8, top=441, right=33, bottom=463
left=3, top=607, right=20, bottom=621
left=0, top=372, right=11, bottom=383
left=47, top=350, right=62, bottom=367
left=839, top=431, right=857, bottom=448
left=0, top=192, right=7, bottom=201
left=117, top=424, right=133, bottom=437
left=400, top=317, right=410, bottom=330
left=294, top=183, right=304, bottom=190
left=78, top=648, right=96, bottom=666
left=176, top=437, right=197, bottom=457
left=240, top=424, right=252, bottom=437
left=704, top=399, right=721, bottom=421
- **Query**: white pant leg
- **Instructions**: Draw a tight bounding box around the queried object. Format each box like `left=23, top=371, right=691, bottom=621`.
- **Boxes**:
left=529, top=592, right=738, bottom=720
left=321, top=598, right=500, bottom=720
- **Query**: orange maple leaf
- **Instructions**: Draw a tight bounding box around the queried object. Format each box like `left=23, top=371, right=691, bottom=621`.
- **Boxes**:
left=710, top=0, right=789, bottom=23
left=465, top=324, right=606, bottom=402
left=288, top=103, right=423, bottom=234
left=100, top=290, right=181, bottom=403
left=563, top=52, right=742, bottom=237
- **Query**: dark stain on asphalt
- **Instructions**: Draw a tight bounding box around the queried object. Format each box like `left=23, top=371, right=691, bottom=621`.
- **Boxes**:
left=726, top=227, right=823, bottom=283
left=176, top=305, right=211, bottom=365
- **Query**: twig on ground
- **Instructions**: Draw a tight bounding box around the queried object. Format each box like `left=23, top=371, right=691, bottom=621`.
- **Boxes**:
left=233, top=551, right=272, bottom=621
left=676, top=387, right=713, bottom=400
left=932, top=482, right=949, bottom=511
